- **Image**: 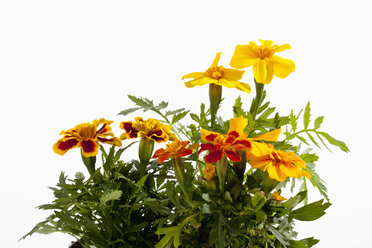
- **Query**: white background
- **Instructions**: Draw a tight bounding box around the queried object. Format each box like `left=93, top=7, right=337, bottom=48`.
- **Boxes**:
left=0, top=0, right=370, bottom=247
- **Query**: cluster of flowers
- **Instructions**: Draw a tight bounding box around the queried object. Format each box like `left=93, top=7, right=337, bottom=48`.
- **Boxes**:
left=53, top=39, right=307, bottom=201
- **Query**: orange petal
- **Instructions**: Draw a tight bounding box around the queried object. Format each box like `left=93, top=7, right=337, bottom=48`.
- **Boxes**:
left=253, top=129, right=281, bottom=142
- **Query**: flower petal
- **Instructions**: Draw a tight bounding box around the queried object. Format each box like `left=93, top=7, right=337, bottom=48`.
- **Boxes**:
left=225, top=150, right=241, bottom=162
left=234, top=82, right=251, bottom=94
left=211, top=52, right=221, bottom=67
left=201, top=129, right=219, bottom=142
left=97, top=136, right=122, bottom=147
left=205, top=150, right=223, bottom=163
left=230, top=44, right=260, bottom=69
left=53, top=138, right=79, bottom=155
left=182, top=72, right=205, bottom=80
left=198, top=143, right=217, bottom=155
left=253, top=129, right=281, bottom=142
left=223, top=68, right=245, bottom=81
left=253, top=60, right=274, bottom=84
left=271, top=55, right=295, bottom=79
left=273, top=44, right=291, bottom=53
left=228, top=116, right=248, bottom=135
left=184, top=77, right=217, bottom=88
left=267, top=164, right=287, bottom=182
left=80, top=139, right=99, bottom=157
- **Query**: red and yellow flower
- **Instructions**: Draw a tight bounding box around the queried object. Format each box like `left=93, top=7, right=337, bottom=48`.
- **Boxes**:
left=182, top=52, right=251, bottom=94
left=152, top=139, right=198, bottom=164
left=53, top=118, right=122, bottom=157
left=199, top=117, right=251, bottom=163
left=119, top=117, right=176, bottom=143
left=247, top=144, right=311, bottom=182
left=230, top=39, right=295, bottom=84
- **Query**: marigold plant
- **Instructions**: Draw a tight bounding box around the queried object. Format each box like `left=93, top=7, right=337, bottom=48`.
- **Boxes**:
left=23, top=39, right=349, bottom=248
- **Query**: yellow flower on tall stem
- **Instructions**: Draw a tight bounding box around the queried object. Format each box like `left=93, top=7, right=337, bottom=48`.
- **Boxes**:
left=182, top=52, right=251, bottom=94
left=230, top=39, right=295, bottom=84
left=247, top=144, right=311, bottom=182
left=53, top=118, right=122, bottom=157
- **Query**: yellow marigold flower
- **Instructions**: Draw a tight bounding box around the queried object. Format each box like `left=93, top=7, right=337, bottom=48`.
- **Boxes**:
left=271, top=191, right=287, bottom=202
left=247, top=144, right=311, bottom=182
left=152, top=139, right=198, bottom=164
left=182, top=52, right=251, bottom=94
left=119, top=117, right=176, bottom=143
left=203, top=163, right=215, bottom=181
left=230, top=39, right=295, bottom=84
left=53, top=118, right=122, bottom=157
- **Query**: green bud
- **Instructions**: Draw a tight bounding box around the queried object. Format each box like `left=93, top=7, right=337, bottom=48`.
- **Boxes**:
left=138, top=136, right=154, bottom=164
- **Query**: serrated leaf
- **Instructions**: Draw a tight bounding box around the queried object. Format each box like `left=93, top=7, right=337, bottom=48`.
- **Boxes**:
left=128, top=95, right=154, bottom=109
left=268, top=225, right=290, bottom=246
left=165, top=108, right=185, bottom=116
left=290, top=110, right=298, bottom=132
left=172, top=110, right=189, bottom=124
left=313, top=116, right=324, bottom=129
left=258, top=107, right=276, bottom=120
left=306, top=132, right=321, bottom=149
left=156, top=101, right=169, bottom=110
left=291, top=199, right=331, bottom=221
left=318, top=131, right=350, bottom=152
left=117, top=107, right=141, bottom=116
left=295, top=135, right=309, bottom=145
left=100, top=190, right=122, bottom=204
left=282, top=191, right=307, bottom=210
left=252, top=192, right=266, bottom=210
left=303, top=102, right=311, bottom=129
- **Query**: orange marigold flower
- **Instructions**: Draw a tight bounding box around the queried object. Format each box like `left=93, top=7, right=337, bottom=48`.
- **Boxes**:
left=53, top=118, right=122, bottom=157
left=152, top=139, right=198, bottom=164
left=203, top=163, right=215, bottom=181
left=119, top=117, right=176, bottom=143
left=271, top=191, right=287, bottom=202
left=199, top=116, right=251, bottom=163
left=230, top=39, right=295, bottom=84
left=247, top=144, right=311, bottom=182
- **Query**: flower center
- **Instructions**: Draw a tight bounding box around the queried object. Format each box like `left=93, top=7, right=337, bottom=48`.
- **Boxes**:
left=257, top=47, right=274, bottom=59
left=76, top=123, right=96, bottom=140
left=206, top=66, right=224, bottom=79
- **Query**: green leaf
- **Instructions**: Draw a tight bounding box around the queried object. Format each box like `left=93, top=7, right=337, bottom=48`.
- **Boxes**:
left=295, top=135, right=309, bottom=145
left=290, top=110, right=298, bottom=132
left=252, top=192, right=266, bottom=210
left=268, top=225, right=290, bottom=247
left=127, top=95, right=154, bottom=109
left=155, top=213, right=198, bottom=248
left=318, top=131, right=350, bottom=152
left=117, top=107, right=141, bottom=116
left=291, top=199, right=331, bottom=221
left=313, top=116, right=324, bottom=129
left=282, top=191, right=307, bottom=210
left=165, top=108, right=186, bottom=116
left=156, top=101, right=169, bottom=110
left=209, top=212, right=226, bottom=248
left=306, top=132, right=321, bottom=149
left=100, top=190, right=122, bottom=204
left=172, top=110, right=189, bottom=124
left=303, top=102, right=311, bottom=129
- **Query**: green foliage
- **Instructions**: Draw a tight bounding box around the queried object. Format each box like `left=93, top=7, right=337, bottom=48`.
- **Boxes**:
left=25, top=85, right=348, bottom=247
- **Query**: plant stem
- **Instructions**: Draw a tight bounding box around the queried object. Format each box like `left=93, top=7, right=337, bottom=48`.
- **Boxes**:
left=250, top=79, right=265, bottom=121
left=209, top=83, right=222, bottom=129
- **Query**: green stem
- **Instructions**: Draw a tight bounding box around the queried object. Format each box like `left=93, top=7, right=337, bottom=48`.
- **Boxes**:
left=81, top=153, right=96, bottom=176
left=216, top=155, right=228, bottom=193
left=209, top=83, right=222, bottom=129
left=250, top=79, right=265, bottom=121
left=284, top=128, right=317, bottom=143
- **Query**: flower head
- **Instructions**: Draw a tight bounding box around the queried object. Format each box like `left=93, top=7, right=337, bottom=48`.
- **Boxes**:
left=119, top=117, right=176, bottom=143
left=203, top=163, right=215, bottom=181
left=230, top=39, right=295, bottom=84
left=53, top=118, right=122, bottom=157
left=152, top=139, right=198, bottom=164
left=199, top=117, right=251, bottom=163
left=247, top=144, right=311, bottom=182
left=182, top=52, right=251, bottom=94
left=271, top=192, right=287, bottom=202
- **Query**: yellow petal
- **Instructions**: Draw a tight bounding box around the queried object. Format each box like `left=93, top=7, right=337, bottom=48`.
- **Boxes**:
left=228, top=116, right=248, bottom=135
left=215, top=78, right=237, bottom=88
left=184, top=77, right=216, bottom=88
left=267, top=164, right=287, bottom=182
left=248, top=142, right=272, bottom=157
left=211, top=52, right=221, bottom=67
left=234, top=82, right=251, bottom=94
left=253, top=60, right=274, bottom=84
left=253, top=129, right=281, bottom=142
left=279, top=164, right=302, bottom=178
left=259, top=39, right=274, bottom=48
left=230, top=44, right=260, bottom=69
left=223, top=68, right=245, bottom=81
left=273, top=44, right=291, bottom=53
left=182, top=72, right=205, bottom=80
left=271, top=55, right=295, bottom=79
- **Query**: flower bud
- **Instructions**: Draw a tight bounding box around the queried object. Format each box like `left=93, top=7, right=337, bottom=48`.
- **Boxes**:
left=138, top=136, right=154, bottom=164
